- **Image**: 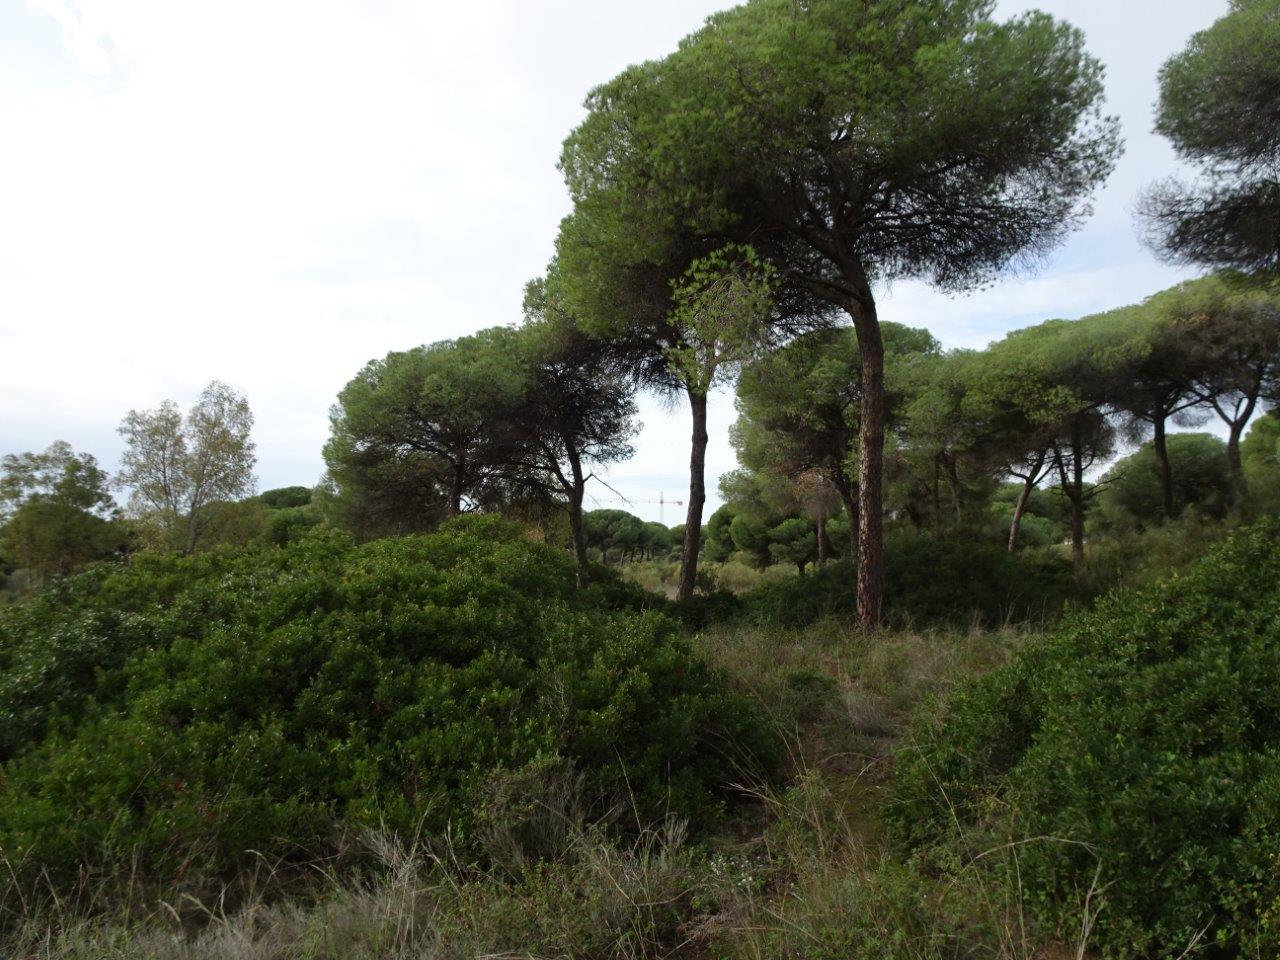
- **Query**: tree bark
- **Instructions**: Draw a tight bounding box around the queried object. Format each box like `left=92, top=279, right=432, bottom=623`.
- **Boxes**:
left=849, top=296, right=885, bottom=629
left=816, top=515, right=831, bottom=566
left=833, top=468, right=859, bottom=562
left=568, top=490, right=590, bottom=588
left=944, top=454, right=963, bottom=520
left=1069, top=430, right=1087, bottom=578
left=1209, top=391, right=1257, bottom=503
left=1008, top=450, right=1045, bottom=554
left=1227, top=420, right=1249, bottom=502
left=678, top=389, right=710, bottom=603
left=1152, top=415, right=1175, bottom=523
left=566, top=452, right=590, bottom=589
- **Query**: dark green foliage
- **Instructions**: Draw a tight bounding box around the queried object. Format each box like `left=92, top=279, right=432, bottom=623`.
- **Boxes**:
left=673, top=589, right=743, bottom=632
left=262, top=505, right=322, bottom=546
left=766, top=518, right=817, bottom=574
left=0, top=518, right=774, bottom=889
left=0, top=442, right=123, bottom=585
left=987, top=484, right=1066, bottom=548
left=582, top=509, right=671, bottom=563
left=1143, top=0, right=1280, bottom=273
left=890, top=519, right=1280, bottom=958
left=1242, top=415, right=1280, bottom=513
left=703, top=505, right=737, bottom=563
left=737, top=534, right=1076, bottom=630
left=1099, top=432, right=1233, bottom=527
left=323, top=329, right=529, bottom=530
left=255, top=486, right=313, bottom=510
left=193, top=498, right=272, bottom=548
left=728, top=514, right=771, bottom=568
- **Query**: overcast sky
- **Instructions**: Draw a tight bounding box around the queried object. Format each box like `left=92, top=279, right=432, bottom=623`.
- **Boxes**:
left=0, top=0, right=1229, bottom=524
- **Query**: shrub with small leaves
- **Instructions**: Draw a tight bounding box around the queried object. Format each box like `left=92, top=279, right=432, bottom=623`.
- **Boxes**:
left=0, top=516, right=775, bottom=890
left=889, top=518, right=1280, bottom=958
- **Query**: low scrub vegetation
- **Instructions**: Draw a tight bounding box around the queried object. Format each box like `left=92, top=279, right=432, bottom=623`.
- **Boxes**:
left=891, top=518, right=1280, bottom=957
left=4, top=516, right=1280, bottom=958
left=0, top=516, right=773, bottom=907
left=720, top=532, right=1080, bottom=630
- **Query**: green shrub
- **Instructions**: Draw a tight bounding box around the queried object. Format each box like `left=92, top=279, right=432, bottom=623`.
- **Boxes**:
left=255, top=486, right=313, bottom=510
left=889, top=519, right=1280, bottom=958
left=262, top=505, right=322, bottom=546
left=0, top=516, right=775, bottom=890
left=1098, top=432, right=1233, bottom=529
left=738, top=533, right=1077, bottom=629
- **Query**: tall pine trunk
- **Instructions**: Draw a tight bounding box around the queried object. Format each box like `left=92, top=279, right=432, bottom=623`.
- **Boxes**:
left=1152, top=415, right=1175, bottom=523
left=1227, top=420, right=1249, bottom=502
left=1069, top=430, right=1087, bottom=578
left=567, top=454, right=590, bottom=589
left=849, top=296, right=885, bottom=629
left=678, top=389, right=709, bottom=603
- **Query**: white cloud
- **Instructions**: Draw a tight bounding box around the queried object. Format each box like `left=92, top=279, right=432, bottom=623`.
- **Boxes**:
left=20, top=0, right=130, bottom=76
left=0, top=0, right=1233, bottom=523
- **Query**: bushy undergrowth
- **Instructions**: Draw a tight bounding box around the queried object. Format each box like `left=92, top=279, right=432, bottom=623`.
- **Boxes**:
left=3, top=770, right=1097, bottom=960
left=736, top=533, right=1078, bottom=629
left=0, top=517, right=774, bottom=899
left=1077, top=509, right=1240, bottom=594
left=890, top=518, right=1280, bottom=958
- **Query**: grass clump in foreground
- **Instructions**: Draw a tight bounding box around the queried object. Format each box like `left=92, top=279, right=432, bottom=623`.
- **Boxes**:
left=3, top=765, right=1099, bottom=960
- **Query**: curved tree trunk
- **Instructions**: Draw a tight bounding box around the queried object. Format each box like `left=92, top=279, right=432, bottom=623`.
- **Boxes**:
left=677, top=389, right=709, bottom=603
left=1152, top=415, right=1175, bottom=523
left=849, top=296, right=885, bottom=629
left=1210, top=392, right=1257, bottom=504
left=1008, top=455, right=1045, bottom=553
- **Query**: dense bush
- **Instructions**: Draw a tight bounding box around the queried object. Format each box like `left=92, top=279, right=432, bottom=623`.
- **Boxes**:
left=889, top=519, right=1280, bottom=958
left=1098, top=432, right=1233, bottom=528
left=737, top=533, right=1077, bottom=629
left=0, top=517, right=774, bottom=889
